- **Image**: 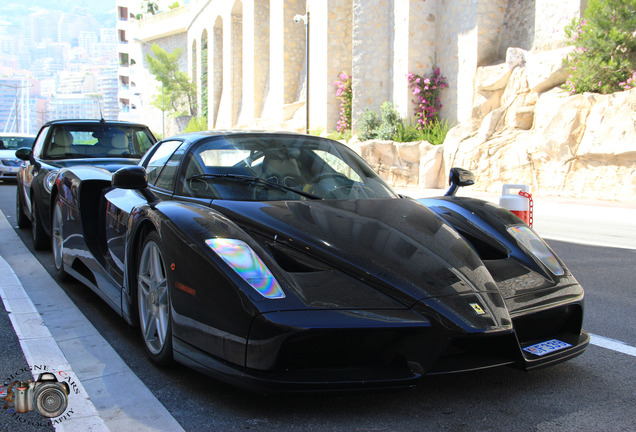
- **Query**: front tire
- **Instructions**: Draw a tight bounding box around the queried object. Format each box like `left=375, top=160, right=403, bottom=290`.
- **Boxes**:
left=137, top=231, right=173, bottom=365
left=16, top=188, right=30, bottom=229
left=51, top=196, right=70, bottom=281
left=31, top=198, right=49, bottom=250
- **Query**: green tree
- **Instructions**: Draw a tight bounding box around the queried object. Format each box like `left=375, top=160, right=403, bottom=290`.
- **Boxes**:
left=145, top=44, right=197, bottom=117
left=144, top=0, right=159, bottom=15
left=564, top=0, right=636, bottom=94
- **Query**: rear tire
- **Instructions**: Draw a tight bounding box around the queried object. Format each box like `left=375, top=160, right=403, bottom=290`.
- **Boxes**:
left=31, top=199, right=49, bottom=250
left=16, top=189, right=30, bottom=229
left=51, top=196, right=70, bottom=281
left=137, top=231, right=173, bottom=365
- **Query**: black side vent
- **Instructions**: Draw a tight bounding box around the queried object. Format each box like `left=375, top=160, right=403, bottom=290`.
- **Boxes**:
left=268, top=243, right=332, bottom=273
left=456, top=229, right=509, bottom=260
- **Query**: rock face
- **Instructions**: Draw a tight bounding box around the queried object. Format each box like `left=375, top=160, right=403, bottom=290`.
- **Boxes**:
left=351, top=139, right=446, bottom=189
left=352, top=48, right=636, bottom=201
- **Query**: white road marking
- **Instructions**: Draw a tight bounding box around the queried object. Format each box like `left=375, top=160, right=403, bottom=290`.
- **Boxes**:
left=540, top=235, right=636, bottom=251
left=589, top=333, right=636, bottom=357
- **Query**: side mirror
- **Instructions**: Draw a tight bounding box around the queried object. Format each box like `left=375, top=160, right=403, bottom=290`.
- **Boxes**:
left=112, top=166, right=148, bottom=190
left=445, top=167, right=475, bottom=196
left=15, top=147, right=33, bottom=161
left=15, top=147, right=41, bottom=170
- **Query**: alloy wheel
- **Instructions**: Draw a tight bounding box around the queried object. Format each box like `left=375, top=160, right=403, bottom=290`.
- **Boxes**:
left=137, top=238, right=170, bottom=356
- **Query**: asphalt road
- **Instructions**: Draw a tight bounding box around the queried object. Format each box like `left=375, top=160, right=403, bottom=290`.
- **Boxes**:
left=0, top=181, right=634, bottom=431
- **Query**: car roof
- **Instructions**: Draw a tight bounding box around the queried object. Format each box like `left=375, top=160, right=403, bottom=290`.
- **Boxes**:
left=0, top=133, right=36, bottom=137
left=42, top=119, right=150, bottom=128
left=166, top=129, right=312, bottom=142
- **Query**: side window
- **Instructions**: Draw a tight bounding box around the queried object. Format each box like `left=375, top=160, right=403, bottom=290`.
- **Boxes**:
left=144, top=140, right=183, bottom=185
left=135, top=130, right=155, bottom=154
left=312, top=149, right=362, bottom=182
left=32, top=126, right=50, bottom=158
left=154, top=148, right=185, bottom=191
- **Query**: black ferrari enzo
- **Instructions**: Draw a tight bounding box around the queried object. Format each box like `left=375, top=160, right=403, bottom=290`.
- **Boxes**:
left=50, top=130, right=588, bottom=392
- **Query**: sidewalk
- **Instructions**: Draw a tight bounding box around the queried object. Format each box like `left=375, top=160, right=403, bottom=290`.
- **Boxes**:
left=0, top=210, right=184, bottom=432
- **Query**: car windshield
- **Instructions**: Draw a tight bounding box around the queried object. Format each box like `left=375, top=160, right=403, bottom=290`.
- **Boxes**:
left=181, top=134, right=398, bottom=201
left=0, top=136, right=34, bottom=150
left=44, top=124, right=155, bottom=160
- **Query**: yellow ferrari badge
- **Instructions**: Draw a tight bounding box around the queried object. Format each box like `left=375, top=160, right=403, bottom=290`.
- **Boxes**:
left=470, top=303, right=486, bottom=315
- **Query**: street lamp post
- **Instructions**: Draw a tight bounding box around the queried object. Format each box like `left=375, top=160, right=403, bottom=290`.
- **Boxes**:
left=294, top=11, right=310, bottom=134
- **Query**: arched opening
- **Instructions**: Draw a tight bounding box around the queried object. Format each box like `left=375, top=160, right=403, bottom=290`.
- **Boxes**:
left=254, top=0, right=269, bottom=118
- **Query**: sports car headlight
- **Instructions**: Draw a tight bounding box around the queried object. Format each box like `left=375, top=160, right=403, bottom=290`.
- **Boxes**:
left=44, top=170, right=59, bottom=193
left=205, top=238, right=285, bottom=299
left=507, top=226, right=564, bottom=276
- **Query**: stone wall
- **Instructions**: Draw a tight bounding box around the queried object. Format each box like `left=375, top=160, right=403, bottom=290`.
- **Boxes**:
left=139, top=0, right=588, bottom=134
left=350, top=48, right=636, bottom=201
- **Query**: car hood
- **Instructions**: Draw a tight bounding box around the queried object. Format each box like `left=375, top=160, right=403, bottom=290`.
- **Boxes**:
left=210, top=198, right=500, bottom=306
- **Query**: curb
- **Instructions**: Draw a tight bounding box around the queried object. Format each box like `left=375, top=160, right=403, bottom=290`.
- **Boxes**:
left=0, top=210, right=185, bottom=432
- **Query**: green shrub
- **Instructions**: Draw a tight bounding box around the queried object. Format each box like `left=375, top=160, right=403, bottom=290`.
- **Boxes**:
left=308, top=127, right=324, bottom=136
left=184, top=116, right=208, bottom=133
left=376, top=102, right=401, bottom=140
left=417, top=118, right=451, bottom=145
left=356, top=102, right=450, bottom=144
left=357, top=102, right=402, bottom=141
left=394, top=121, right=421, bottom=143
left=357, top=108, right=381, bottom=141
left=326, top=130, right=352, bottom=142
left=563, top=0, right=636, bottom=94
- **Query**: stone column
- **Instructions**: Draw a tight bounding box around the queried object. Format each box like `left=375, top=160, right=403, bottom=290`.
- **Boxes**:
left=268, top=0, right=306, bottom=123
left=211, top=17, right=223, bottom=128
left=436, top=0, right=479, bottom=125
left=351, top=0, right=392, bottom=129
left=477, top=0, right=506, bottom=65
left=392, top=0, right=437, bottom=121
left=239, top=0, right=270, bottom=123
left=253, top=0, right=270, bottom=118
left=533, top=0, right=584, bottom=51
left=307, top=0, right=352, bottom=132
left=216, top=14, right=232, bottom=128
left=241, top=1, right=257, bottom=125
left=231, top=2, right=243, bottom=126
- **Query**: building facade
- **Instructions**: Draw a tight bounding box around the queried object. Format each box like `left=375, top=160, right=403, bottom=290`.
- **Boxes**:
left=120, top=0, right=585, bottom=135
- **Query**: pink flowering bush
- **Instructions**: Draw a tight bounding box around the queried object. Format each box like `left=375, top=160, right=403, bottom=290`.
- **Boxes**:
left=619, top=71, right=636, bottom=91
left=563, top=0, right=636, bottom=95
left=334, top=73, right=352, bottom=133
left=407, top=67, right=449, bottom=128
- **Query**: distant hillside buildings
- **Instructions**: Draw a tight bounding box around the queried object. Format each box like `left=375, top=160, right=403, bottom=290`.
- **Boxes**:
left=0, top=7, right=118, bottom=134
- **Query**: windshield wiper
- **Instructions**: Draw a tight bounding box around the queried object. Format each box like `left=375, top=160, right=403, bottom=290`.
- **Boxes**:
left=186, top=173, right=322, bottom=200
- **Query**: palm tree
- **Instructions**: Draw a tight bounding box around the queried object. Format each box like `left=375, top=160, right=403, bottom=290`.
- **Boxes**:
left=145, top=1, right=159, bottom=15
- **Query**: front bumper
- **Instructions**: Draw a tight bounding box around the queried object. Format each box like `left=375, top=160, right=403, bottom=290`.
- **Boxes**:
left=172, top=297, right=588, bottom=393
left=0, top=167, right=19, bottom=178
